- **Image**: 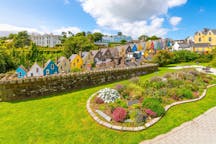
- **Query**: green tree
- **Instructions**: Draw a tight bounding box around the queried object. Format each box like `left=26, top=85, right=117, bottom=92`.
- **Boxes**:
left=13, top=31, right=31, bottom=48
left=29, top=43, right=39, bottom=62
left=120, top=39, right=127, bottom=44
left=138, top=35, right=149, bottom=41
left=93, top=32, right=103, bottom=42
left=152, top=50, right=173, bottom=66
left=63, top=35, right=97, bottom=58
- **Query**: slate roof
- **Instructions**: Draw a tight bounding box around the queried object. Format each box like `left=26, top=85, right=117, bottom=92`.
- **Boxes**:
left=178, top=43, right=191, bottom=48
left=193, top=43, right=210, bottom=47
left=196, top=29, right=216, bottom=35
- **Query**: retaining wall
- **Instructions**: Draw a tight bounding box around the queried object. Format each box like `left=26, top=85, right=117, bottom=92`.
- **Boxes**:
left=0, top=64, right=158, bottom=101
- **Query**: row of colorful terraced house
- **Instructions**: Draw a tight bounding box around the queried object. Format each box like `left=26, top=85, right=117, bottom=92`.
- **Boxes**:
left=15, top=40, right=172, bottom=79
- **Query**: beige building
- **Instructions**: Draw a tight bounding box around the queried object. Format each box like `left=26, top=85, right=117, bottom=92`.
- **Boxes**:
left=57, top=56, right=70, bottom=73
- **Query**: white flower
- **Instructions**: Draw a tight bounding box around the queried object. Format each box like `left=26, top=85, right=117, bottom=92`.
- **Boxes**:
left=97, top=88, right=120, bottom=103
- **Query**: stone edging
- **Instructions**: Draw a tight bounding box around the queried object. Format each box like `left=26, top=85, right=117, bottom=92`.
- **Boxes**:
left=86, top=84, right=216, bottom=132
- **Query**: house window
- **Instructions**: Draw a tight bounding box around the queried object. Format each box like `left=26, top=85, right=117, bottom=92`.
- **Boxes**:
left=51, top=64, right=54, bottom=70
left=46, top=69, right=50, bottom=75
left=209, top=32, right=211, bottom=35
left=73, top=63, right=75, bottom=67
left=65, top=63, right=66, bottom=66
left=199, top=38, right=202, bottom=42
left=209, top=37, right=212, bottom=42
left=19, top=72, right=22, bottom=77
left=77, top=59, right=79, bottom=63
left=31, top=73, right=33, bottom=77
left=36, top=68, right=39, bottom=73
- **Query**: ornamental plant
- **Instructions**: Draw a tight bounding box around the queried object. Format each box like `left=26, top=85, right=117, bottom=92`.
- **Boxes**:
left=145, top=109, right=157, bottom=118
left=112, top=107, right=127, bottom=122
left=97, top=88, right=120, bottom=103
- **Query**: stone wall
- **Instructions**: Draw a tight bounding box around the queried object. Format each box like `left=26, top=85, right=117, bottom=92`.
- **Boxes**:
left=0, top=64, right=158, bottom=101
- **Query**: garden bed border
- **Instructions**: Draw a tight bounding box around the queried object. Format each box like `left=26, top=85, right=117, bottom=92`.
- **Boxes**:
left=86, top=84, right=216, bottom=131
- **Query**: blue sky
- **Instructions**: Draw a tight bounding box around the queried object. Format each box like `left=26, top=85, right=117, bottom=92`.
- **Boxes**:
left=0, top=0, right=215, bottom=39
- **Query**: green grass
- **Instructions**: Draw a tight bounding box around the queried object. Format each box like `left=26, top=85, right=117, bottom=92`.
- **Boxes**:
left=0, top=67, right=216, bottom=144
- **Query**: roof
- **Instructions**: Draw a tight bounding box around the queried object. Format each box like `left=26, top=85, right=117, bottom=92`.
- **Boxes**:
left=57, top=56, right=67, bottom=64
left=178, top=43, right=191, bottom=48
left=81, top=52, right=89, bottom=59
left=44, top=59, right=52, bottom=68
left=18, top=65, right=27, bottom=72
left=69, top=54, right=78, bottom=62
left=100, top=48, right=109, bottom=55
left=91, top=50, right=99, bottom=57
left=29, top=62, right=42, bottom=70
left=193, top=43, right=210, bottom=47
left=196, top=28, right=216, bottom=35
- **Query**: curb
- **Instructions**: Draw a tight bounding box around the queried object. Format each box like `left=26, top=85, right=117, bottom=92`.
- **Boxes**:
left=86, top=84, right=216, bottom=132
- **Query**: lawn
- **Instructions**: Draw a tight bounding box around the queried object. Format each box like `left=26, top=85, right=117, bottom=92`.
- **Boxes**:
left=0, top=67, right=216, bottom=144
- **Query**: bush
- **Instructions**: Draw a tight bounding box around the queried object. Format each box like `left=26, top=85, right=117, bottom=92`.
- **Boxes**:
left=114, top=84, right=125, bottom=93
left=116, top=99, right=128, bottom=108
left=97, top=88, right=120, bottom=103
left=145, top=109, right=157, bottom=118
left=112, top=107, right=127, bottom=122
left=124, top=83, right=144, bottom=99
left=152, top=50, right=173, bottom=66
left=95, top=97, right=104, bottom=104
left=142, top=98, right=165, bottom=116
left=177, top=88, right=193, bottom=99
left=129, top=109, right=146, bottom=123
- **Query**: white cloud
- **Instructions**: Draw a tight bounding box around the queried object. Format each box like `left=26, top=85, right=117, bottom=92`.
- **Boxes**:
left=79, top=0, right=187, bottom=38
left=169, top=16, right=182, bottom=26
left=0, top=24, right=81, bottom=36
left=0, top=24, right=42, bottom=34
left=168, top=0, right=187, bottom=8
left=53, top=26, right=81, bottom=35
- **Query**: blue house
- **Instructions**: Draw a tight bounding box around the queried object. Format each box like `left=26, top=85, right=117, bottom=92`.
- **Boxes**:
left=16, top=65, right=27, bottom=79
left=43, top=60, right=58, bottom=76
left=131, top=44, right=138, bottom=52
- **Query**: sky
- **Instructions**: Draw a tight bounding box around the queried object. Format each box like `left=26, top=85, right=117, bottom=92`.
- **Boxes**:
left=0, top=0, right=215, bottom=39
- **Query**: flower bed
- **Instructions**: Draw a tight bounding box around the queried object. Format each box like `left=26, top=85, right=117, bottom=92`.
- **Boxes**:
left=89, top=69, right=215, bottom=127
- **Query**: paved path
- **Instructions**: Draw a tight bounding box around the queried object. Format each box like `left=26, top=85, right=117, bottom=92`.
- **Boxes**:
left=140, top=107, right=216, bottom=144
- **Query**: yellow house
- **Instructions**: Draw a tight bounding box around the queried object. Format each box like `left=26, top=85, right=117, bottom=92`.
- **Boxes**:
left=69, top=54, right=83, bottom=70
left=194, top=28, right=216, bottom=53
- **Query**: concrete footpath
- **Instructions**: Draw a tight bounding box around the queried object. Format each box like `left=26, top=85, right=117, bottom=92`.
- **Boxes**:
left=140, top=104, right=216, bottom=144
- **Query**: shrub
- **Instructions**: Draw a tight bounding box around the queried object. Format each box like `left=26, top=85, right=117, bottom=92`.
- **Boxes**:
left=112, top=107, right=127, bottom=122
left=116, top=99, right=128, bottom=108
left=124, top=83, right=144, bottom=99
left=129, top=109, right=146, bottom=123
left=142, top=98, right=165, bottom=116
left=177, top=88, right=193, bottom=99
left=145, top=109, right=157, bottom=118
left=95, top=97, right=104, bottom=104
left=97, top=88, right=120, bottom=103
left=150, top=76, right=162, bottom=83
left=114, top=84, right=125, bottom=93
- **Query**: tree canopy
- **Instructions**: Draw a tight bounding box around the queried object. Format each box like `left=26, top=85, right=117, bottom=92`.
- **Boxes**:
left=13, top=31, right=31, bottom=48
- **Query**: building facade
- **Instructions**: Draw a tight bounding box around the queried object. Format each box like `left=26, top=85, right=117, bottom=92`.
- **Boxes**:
left=31, top=34, right=61, bottom=48
left=194, top=28, right=216, bottom=53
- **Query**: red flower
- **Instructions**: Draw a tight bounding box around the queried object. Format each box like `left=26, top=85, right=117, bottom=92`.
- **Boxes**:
left=112, top=107, right=127, bottom=122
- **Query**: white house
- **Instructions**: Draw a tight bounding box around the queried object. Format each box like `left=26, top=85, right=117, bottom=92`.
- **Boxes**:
left=172, top=42, right=192, bottom=51
left=31, top=33, right=61, bottom=48
left=27, top=63, right=43, bottom=77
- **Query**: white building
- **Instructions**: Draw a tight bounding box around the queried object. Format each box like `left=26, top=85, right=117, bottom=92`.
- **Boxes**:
left=27, top=63, right=43, bottom=77
left=31, top=34, right=61, bottom=48
left=172, top=42, right=193, bottom=51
